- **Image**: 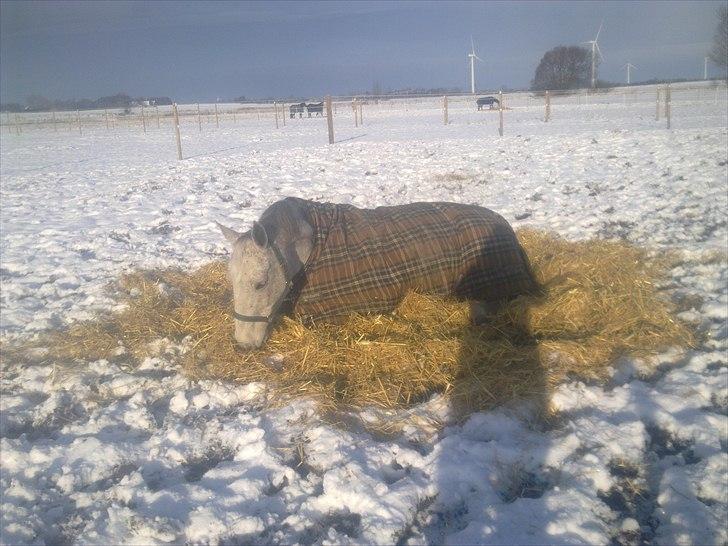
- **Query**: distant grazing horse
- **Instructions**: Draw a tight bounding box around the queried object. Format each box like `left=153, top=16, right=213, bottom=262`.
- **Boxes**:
left=289, top=102, right=306, bottom=118
left=477, top=96, right=500, bottom=110
left=217, top=197, right=536, bottom=348
left=306, top=102, right=324, bottom=117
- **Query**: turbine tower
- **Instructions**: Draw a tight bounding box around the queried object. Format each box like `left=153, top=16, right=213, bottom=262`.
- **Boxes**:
left=622, top=62, right=636, bottom=84
left=582, top=21, right=604, bottom=89
left=468, top=36, right=484, bottom=94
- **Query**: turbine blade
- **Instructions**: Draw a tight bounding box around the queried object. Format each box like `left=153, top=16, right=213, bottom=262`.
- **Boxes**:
left=595, top=42, right=604, bottom=61
left=470, top=35, right=475, bottom=54
left=595, top=19, right=603, bottom=41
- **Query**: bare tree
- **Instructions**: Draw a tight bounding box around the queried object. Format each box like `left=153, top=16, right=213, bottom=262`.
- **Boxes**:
left=531, top=46, right=591, bottom=91
left=708, top=5, right=728, bottom=71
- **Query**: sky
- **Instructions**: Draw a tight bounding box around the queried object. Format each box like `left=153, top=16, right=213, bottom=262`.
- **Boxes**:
left=0, top=0, right=724, bottom=103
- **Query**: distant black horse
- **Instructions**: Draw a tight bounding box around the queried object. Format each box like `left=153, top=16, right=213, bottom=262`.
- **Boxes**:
left=306, top=102, right=324, bottom=117
left=477, top=96, right=500, bottom=110
left=289, top=102, right=306, bottom=118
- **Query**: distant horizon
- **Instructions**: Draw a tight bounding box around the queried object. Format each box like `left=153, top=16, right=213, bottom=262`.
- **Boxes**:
left=1, top=1, right=725, bottom=104
left=3, top=75, right=728, bottom=111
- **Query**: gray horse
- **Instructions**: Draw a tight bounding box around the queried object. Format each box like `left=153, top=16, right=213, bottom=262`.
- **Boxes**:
left=218, top=197, right=536, bottom=349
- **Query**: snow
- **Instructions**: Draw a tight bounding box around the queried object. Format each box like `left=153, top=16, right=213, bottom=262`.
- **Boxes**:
left=2, top=86, right=727, bottom=545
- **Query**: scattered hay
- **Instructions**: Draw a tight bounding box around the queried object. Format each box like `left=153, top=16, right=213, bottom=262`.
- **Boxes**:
left=20, top=230, right=694, bottom=415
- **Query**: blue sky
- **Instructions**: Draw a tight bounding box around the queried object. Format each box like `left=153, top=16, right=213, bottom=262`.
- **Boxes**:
left=0, top=0, right=724, bottom=103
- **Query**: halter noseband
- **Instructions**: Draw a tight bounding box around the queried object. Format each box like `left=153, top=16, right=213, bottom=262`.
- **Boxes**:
left=232, top=243, right=295, bottom=324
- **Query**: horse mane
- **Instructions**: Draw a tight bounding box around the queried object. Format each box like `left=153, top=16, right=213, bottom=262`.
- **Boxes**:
left=258, top=198, right=307, bottom=245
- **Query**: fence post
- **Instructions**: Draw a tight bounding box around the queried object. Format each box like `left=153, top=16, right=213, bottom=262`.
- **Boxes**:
left=215, top=103, right=219, bottom=128
left=52, top=110, right=57, bottom=132
left=326, top=95, right=334, bottom=144
left=443, top=96, right=448, bottom=125
left=352, top=99, right=358, bottom=127
left=359, top=101, right=363, bottom=126
left=665, top=84, right=671, bottom=130
left=103, top=109, right=109, bottom=130
left=499, top=91, right=504, bottom=136
left=656, top=88, right=660, bottom=121
left=274, top=102, right=279, bottom=128
left=282, top=103, right=287, bottom=126
left=141, top=105, right=147, bottom=133
left=15, top=113, right=21, bottom=135
left=6, top=112, right=11, bottom=134
left=76, top=109, right=82, bottom=134
left=545, top=90, right=551, bottom=122
left=173, top=103, right=183, bottom=160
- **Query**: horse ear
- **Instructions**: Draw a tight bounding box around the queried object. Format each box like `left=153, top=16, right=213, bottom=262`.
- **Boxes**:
left=252, top=221, right=269, bottom=248
left=216, top=222, right=242, bottom=244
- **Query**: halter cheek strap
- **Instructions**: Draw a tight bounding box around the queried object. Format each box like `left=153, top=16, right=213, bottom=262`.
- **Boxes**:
left=232, top=244, right=295, bottom=324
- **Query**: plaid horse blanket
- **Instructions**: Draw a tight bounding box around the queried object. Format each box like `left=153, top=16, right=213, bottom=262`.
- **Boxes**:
left=287, top=198, right=535, bottom=321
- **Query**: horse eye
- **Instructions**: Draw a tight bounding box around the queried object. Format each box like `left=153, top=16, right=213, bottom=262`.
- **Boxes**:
left=254, top=280, right=267, bottom=290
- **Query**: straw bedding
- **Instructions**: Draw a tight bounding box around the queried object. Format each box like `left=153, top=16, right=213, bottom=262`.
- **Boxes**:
left=21, top=229, right=694, bottom=414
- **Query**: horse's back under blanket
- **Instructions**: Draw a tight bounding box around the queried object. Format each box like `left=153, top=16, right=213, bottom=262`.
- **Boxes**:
left=287, top=198, right=536, bottom=321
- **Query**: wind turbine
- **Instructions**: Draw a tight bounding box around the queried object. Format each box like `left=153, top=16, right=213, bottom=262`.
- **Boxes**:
left=468, top=36, right=484, bottom=94
left=582, top=20, right=604, bottom=88
left=622, top=62, right=636, bottom=84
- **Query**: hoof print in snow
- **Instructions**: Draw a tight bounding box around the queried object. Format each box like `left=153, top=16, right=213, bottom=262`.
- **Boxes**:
left=263, top=474, right=289, bottom=496
left=150, top=221, right=180, bottom=235
left=381, top=460, right=410, bottom=484
left=498, top=467, right=552, bottom=503
left=515, top=211, right=532, bottom=220
left=287, top=441, right=316, bottom=478
left=236, top=199, right=252, bottom=209
left=182, top=443, right=236, bottom=482
left=300, top=510, right=362, bottom=545
left=646, top=425, right=700, bottom=463
left=599, top=220, right=635, bottom=240
left=599, top=459, right=655, bottom=546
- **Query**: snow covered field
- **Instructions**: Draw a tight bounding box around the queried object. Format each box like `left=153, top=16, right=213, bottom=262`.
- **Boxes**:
left=1, top=89, right=727, bottom=545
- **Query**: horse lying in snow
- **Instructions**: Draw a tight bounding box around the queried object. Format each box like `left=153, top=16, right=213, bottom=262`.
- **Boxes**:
left=218, top=197, right=536, bottom=349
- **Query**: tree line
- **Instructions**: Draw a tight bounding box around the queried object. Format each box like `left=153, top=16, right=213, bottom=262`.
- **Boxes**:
left=0, top=93, right=173, bottom=113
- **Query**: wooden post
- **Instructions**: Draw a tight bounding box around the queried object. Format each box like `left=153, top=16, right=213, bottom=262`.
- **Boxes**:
left=197, top=103, right=202, bottom=132
left=498, top=91, right=504, bottom=136
left=76, top=109, right=82, bottom=134
left=665, top=84, right=671, bottom=130
left=233, top=110, right=236, bottom=123
left=656, top=88, right=661, bottom=121
left=325, top=95, right=334, bottom=144
left=545, top=90, right=551, bottom=122
left=353, top=99, right=358, bottom=127
left=141, top=105, right=147, bottom=133
left=215, top=103, right=219, bottom=128
left=274, top=101, right=279, bottom=128
left=443, top=96, right=448, bottom=125
left=15, top=113, right=21, bottom=135
left=359, top=102, right=363, bottom=126
left=52, top=110, right=57, bottom=132
left=155, top=105, right=160, bottom=128
left=282, top=103, right=287, bottom=126
left=6, top=112, right=11, bottom=134
left=173, top=103, right=183, bottom=160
